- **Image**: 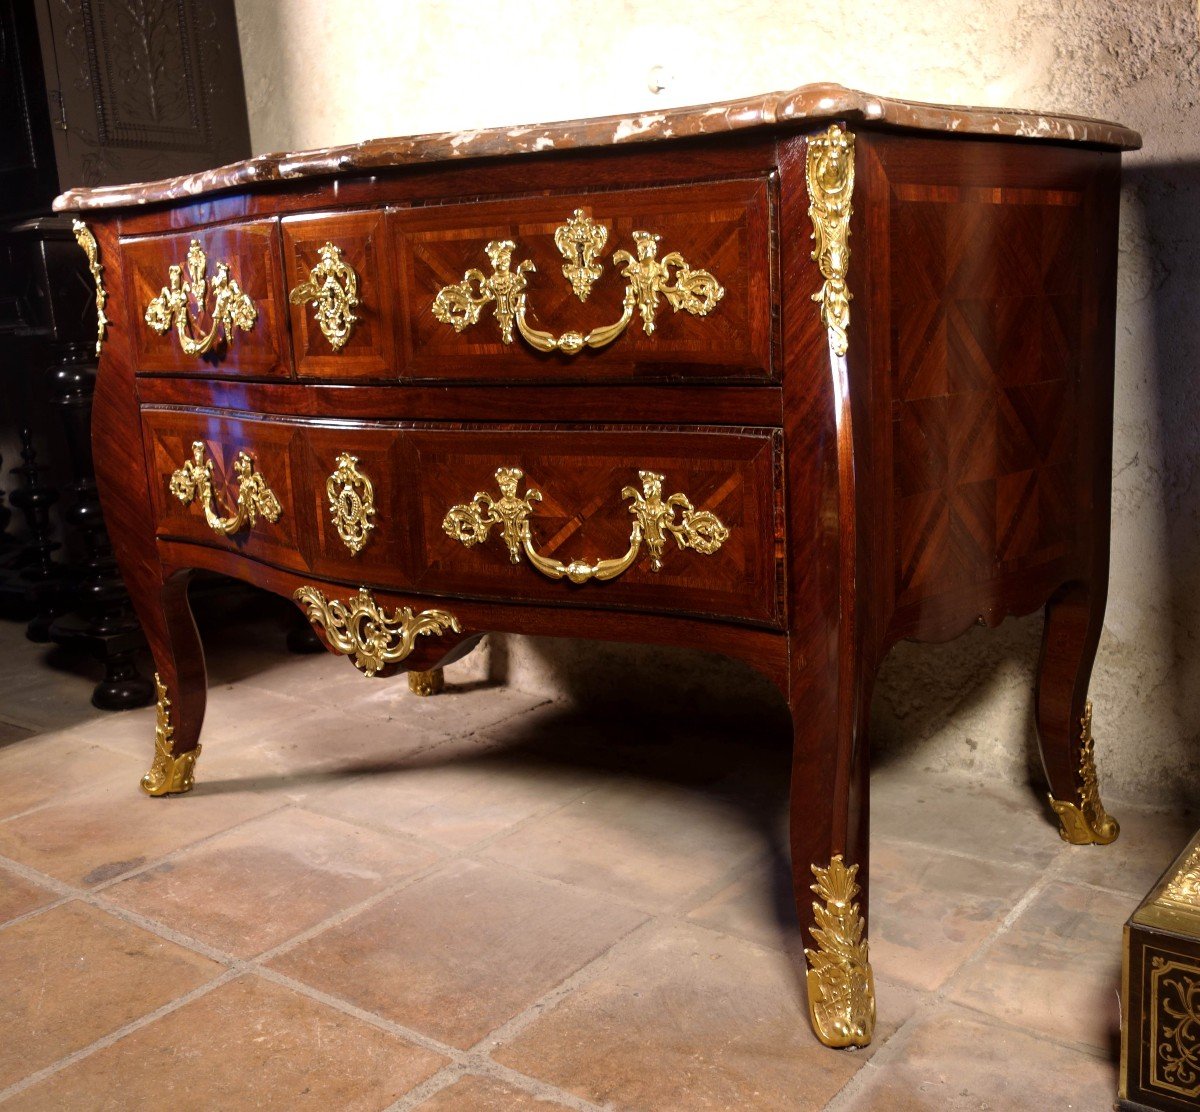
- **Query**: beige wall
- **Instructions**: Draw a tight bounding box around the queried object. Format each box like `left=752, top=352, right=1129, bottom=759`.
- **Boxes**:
left=234, top=0, right=1200, bottom=806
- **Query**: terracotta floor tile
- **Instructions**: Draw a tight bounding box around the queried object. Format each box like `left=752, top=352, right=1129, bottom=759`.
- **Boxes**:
left=0, top=736, right=141, bottom=821
left=686, top=840, right=1033, bottom=993
left=0, top=902, right=221, bottom=1088
left=271, top=857, right=646, bottom=1048
left=686, top=853, right=810, bottom=956
left=0, top=720, right=35, bottom=746
left=72, top=686, right=318, bottom=764
left=1060, top=801, right=1198, bottom=896
left=0, top=867, right=58, bottom=924
left=103, top=808, right=440, bottom=957
left=842, top=1004, right=1117, bottom=1110
left=868, top=841, right=1038, bottom=990
left=315, top=736, right=598, bottom=849
left=482, top=780, right=770, bottom=912
left=415, top=1074, right=576, bottom=1111
left=0, top=661, right=108, bottom=733
left=354, top=681, right=550, bottom=740
left=0, top=776, right=279, bottom=887
left=479, top=702, right=791, bottom=796
left=493, top=920, right=867, bottom=1111
left=10, top=974, right=445, bottom=1111
left=872, top=767, right=1063, bottom=870
left=947, top=880, right=1135, bottom=1052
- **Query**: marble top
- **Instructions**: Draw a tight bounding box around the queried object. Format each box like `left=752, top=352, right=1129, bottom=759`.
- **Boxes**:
left=54, top=82, right=1141, bottom=213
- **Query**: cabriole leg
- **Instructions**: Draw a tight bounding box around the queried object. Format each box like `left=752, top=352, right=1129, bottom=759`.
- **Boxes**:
left=789, top=668, right=875, bottom=1048
left=1037, top=581, right=1119, bottom=845
left=139, top=571, right=206, bottom=796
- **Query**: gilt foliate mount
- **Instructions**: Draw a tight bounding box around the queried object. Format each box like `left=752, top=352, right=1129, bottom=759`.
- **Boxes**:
left=431, top=209, right=725, bottom=355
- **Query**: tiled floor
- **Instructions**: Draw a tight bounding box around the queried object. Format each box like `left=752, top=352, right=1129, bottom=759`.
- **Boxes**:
left=0, top=604, right=1193, bottom=1111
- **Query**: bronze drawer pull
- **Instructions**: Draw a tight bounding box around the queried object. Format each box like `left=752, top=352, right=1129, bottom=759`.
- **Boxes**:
left=145, top=239, right=257, bottom=355
left=431, top=211, right=723, bottom=356
left=169, top=441, right=281, bottom=536
left=289, top=242, right=360, bottom=351
left=443, top=467, right=729, bottom=584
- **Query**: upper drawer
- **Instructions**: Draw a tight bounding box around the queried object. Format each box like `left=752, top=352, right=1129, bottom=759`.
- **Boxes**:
left=123, top=220, right=291, bottom=378
left=396, top=178, right=775, bottom=384
left=282, top=209, right=399, bottom=381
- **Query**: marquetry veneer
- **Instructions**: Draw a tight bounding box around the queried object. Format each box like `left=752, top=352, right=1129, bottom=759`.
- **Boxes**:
left=58, top=83, right=1140, bottom=1050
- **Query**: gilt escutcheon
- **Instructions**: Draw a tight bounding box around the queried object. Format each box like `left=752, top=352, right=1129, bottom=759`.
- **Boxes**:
left=326, top=452, right=375, bottom=555
left=554, top=208, right=608, bottom=301
left=289, top=242, right=360, bottom=351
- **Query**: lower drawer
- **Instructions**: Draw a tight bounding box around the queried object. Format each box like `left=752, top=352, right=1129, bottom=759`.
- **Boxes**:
left=141, top=409, right=782, bottom=625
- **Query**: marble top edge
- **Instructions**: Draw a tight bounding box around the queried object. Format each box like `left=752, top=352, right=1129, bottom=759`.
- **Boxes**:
left=53, top=82, right=1142, bottom=213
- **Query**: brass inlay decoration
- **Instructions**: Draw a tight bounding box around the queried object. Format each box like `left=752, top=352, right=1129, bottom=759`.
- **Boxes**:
left=289, top=242, right=360, bottom=351
left=806, top=124, right=855, bottom=357
left=431, top=218, right=723, bottom=355
left=145, top=239, right=257, bottom=355
left=443, top=467, right=729, bottom=585
left=804, top=854, right=876, bottom=1049
left=293, top=586, right=460, bottom=677
left=140, top=673, right=200, bottom=796
left=72, top=220, right=109, bottom=356
left=169, top=441, right=282, bottom=537
left=1163, top=845, right=1200, bottom=908
left=1151, top=956, right=1200, bottom=1098
left=554, top=209, right=608, bottom=301
left=326, top=452, right=375, bottom=555
left=1049, top=701, right=1120, bottom=845
left=408, top=668, right=444, bottom=697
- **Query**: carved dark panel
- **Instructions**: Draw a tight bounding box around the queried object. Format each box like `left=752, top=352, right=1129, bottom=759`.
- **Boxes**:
left=33, top=0, right=250, bottom=189
left=0, top=0, right=58, bottom=214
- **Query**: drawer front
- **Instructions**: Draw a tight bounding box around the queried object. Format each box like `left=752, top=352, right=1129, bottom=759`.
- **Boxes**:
left=124, top=220, right=291, bottom=378
left=410, top=427, right=781, bottom=624
left=282, top=209, right=399, bottom=381
left=141, top=411, right=780, bottom=626
left=396, top=178, right=774, bottom=384
left=297, top=423, right=416, bottom=581
left=143, top=410, right=307, bottom=571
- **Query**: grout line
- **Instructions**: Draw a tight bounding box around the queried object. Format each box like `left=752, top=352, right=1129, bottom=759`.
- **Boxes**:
left=0, top=680, right=1150, bottom=1108
left=0, top=968, right=240, bottom=1105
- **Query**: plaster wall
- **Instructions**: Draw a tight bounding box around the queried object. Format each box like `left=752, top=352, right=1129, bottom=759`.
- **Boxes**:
left=233, top=0, right=1200, bottom=806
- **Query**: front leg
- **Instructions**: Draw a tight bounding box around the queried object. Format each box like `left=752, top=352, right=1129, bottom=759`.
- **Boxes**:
left=138, top=570, right=206, bottom=796
left=789, top=656, right=875, bottom=1049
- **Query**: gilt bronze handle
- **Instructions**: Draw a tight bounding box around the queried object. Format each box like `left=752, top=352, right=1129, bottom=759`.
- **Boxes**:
left=431, top=211, right=723, bottom=356
left=145, top=239, right=257, bottom=356
left=169, top=441, right=281, bottom=536
left=443, top=467, right=729, bottom=585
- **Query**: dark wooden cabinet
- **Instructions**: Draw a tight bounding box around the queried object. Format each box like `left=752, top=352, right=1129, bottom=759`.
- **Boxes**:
left=57, top=83, right=1139, bottom=1049
left=0, top=0, right=250, bottom=707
